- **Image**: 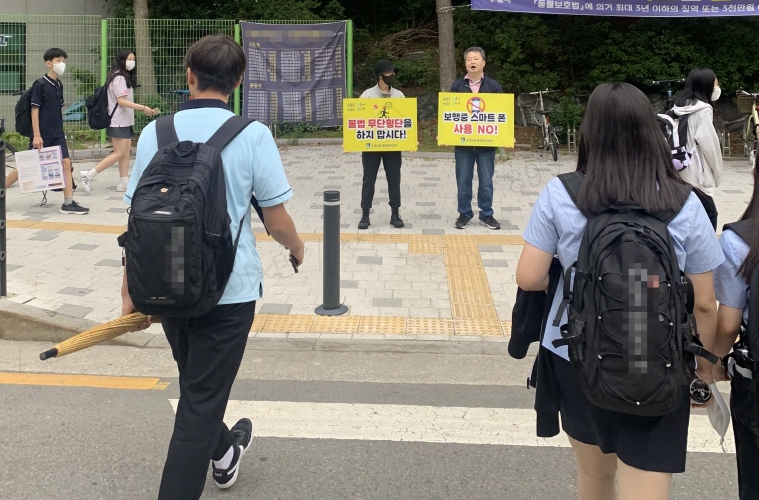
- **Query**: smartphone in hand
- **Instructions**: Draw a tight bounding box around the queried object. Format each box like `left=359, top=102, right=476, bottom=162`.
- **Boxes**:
left=289, top=255, right=300, bottom=273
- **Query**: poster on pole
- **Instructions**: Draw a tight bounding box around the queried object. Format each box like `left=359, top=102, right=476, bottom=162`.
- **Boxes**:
left=241, top=21, right=346, bottom=127
left=472, top=0, right=759, bottom=17
left=437, top=93, right=515, bottom=148
left=343, top=98, right=418, bottom=152
left=14, top=146, right=66, bottom=193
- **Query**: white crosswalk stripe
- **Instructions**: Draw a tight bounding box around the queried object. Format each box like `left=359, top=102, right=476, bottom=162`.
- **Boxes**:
left=170, top=399, right=735, bottom=454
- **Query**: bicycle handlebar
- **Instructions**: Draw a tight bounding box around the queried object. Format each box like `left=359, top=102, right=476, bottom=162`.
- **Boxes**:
left=737, top=89, right=759, bottom=97
left=650, top=78, right=685, bottom=86
left=527, top=89, right=559, bottom=95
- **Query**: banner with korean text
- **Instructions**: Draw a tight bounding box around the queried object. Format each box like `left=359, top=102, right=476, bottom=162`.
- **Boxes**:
left=343, top=98, right=418, bottom=152
left=472, top=0, right=759, bottom=17
left=437, top=93, right=515, bottom=148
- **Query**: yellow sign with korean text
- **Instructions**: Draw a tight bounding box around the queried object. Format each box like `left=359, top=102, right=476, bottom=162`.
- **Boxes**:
left=437, top=93, right=515, bottom=147
left=343, top=98, right=418, bottom=152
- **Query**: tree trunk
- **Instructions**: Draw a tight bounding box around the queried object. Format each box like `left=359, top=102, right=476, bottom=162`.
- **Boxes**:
left=435, top=0, right=456, bottom=92
left=133, top=0, right=158, bottom=97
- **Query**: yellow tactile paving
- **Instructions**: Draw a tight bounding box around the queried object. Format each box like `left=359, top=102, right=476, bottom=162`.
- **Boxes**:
left=446, top=265, right=488, bottom=281
left=407, top=318, right=455, bottom=335
left=451, top=304, right=500, bottom=320
left=407, top=235, right=443, bottom=254
left=449, top=291, right=494, bottom=305
left=501, top=321, right=512, bottom=336
left=358, top=316, right=408, bottom=334
left=311, top=315, right=361, bottom=333
left=250, top=313, right=269, bottom=333
left=444, top=253, right=484, bottom=267
left=448, top=276, right=491, bottom=292
left=0, top=372, right=166, bottom=390
left=453, top=319, right=504, bottom=336
left=262, top=314, right=314, bottom=333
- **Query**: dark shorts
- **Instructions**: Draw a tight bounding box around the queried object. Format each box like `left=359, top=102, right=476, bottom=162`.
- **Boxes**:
left=552, top=351, right=690, bottom=473
left=107, top=126, right=135, bottom=139
left=30, top=136, right=69, bottom=160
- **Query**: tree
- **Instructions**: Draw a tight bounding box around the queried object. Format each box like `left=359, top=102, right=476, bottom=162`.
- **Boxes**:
left=435, top=0, right=456, bottom=91
left=133, top=0, right=158, bottom=96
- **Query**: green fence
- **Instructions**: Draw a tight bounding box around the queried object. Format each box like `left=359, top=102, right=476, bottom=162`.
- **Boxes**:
left=0, top=16, right=353, bottom=144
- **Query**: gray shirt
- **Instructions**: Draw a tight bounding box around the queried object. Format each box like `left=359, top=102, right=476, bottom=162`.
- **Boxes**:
left=360, top=84, right=404, bottom=99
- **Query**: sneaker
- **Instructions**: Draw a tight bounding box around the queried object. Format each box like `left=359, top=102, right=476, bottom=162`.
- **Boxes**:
left=480, top=216, right=501, bottom=230
left=80, top=171, right=92, bottom=194
left=212, top=418, right=253, bottom=489
left=116, top=179, right=129, bottom=192
left=59, top=200, right=89, bottom=215
left=454, top=215, right=471, bottom=229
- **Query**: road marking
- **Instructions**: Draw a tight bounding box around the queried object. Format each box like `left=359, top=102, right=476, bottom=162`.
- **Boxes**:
left=0, top=372, right=167, bottom=390
left=169, top=400, right=734, bottom=454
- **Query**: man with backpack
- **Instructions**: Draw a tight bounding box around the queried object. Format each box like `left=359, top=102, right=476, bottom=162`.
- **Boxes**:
left=120, top=35, right=304, bottom=499
left=8, top=48, right=88, bottom=213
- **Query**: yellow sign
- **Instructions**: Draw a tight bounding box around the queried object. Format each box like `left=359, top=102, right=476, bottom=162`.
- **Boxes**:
left=437, top=93, right=515, bottom=147
left=343, top=98, right=418, bottom=152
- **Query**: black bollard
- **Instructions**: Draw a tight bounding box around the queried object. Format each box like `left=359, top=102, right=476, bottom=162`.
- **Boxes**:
left=315, top=190, right=348, bottom=316
left=0, top=139, right=6, bottom=297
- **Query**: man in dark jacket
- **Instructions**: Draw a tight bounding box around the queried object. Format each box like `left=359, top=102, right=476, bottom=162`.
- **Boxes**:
left=450, top=47, right=504, bottom=230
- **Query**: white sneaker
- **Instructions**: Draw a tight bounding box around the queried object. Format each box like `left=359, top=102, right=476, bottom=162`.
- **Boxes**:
left=79, top=171, right=92, bottom=194
left=116, top=180, right=129, bottom=192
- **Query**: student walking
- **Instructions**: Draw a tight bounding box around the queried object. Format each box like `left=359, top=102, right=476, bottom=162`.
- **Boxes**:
left=80, top=49, right=158, bottom=193
left=357, top=59, right=405, bottom=229
left=120, top=35, right=304, bottom=499
left=450, top=47, right=503, bottom=230
left=5, top=48, right=88, bottom=214
left=713, top=168, right=759, bottom=500
left=516, top=83, right=723, bottom=500
left=672, top=68, right=724, bottom=230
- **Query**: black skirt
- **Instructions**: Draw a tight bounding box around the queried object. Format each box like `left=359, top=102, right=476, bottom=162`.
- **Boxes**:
left=552, top=351, right=691, bottom=473
left=106, top=126, right=134, bottom=139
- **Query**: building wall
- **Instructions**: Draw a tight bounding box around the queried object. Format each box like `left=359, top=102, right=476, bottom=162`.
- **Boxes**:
left=1, top=0, right=108, bottom=16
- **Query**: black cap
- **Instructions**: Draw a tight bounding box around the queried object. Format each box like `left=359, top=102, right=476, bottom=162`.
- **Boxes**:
left=373, top=60, right=396, bottom=77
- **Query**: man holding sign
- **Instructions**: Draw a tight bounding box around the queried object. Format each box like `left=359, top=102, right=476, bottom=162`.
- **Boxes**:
left=357, top=60, right=406, bottom=229
left=450, top=47, right=503, bottom=230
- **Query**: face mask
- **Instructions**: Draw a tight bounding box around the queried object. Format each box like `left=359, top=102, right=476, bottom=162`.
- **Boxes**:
left=707, top=382, right=731, bottom=451
left=381, top=75, right=395, bottom=87
left=711, top=86, right=721, bottom=102
left=125, top=60, right=136, bottom=71
left=52, top=62, right=66, bottom=76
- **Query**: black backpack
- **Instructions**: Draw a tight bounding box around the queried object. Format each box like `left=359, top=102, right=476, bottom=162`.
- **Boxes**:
left=14, top=78, right=46, bottom=137
left=722, top=220, right=759, bottom=377
left=656, top=112, right=691, bottom=171
left=553, top=171, right=718, bottom=416
left=86, top=75, right=118, bottom=130
left=122, top=114, right=254, bottom=318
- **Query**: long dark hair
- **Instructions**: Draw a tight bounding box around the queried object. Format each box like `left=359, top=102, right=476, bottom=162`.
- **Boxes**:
left=576, top=82, right=686, bottom=215
left=738, top=160, right=759, bottom=280
left=674, top=68, right=716, bottom=107
left=108, top=48, right=136, bottom=88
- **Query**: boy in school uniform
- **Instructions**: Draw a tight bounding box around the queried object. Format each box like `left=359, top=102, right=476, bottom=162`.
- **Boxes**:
left=5, top=48, right=89, bottom=214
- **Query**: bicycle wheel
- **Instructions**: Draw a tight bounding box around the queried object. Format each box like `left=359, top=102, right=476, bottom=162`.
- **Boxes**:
left=549, top=127, right=558, bottom=161
left=4, top=142, right=17, bottom=162
left=744, top=116, right=757, bottom=164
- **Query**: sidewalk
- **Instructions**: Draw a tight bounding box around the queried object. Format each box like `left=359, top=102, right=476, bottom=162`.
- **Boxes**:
left=2, top=147, right=753, bottom=340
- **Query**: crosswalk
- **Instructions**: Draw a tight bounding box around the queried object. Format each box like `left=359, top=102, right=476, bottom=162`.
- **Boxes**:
left=170, top=399, right=736, bottom=454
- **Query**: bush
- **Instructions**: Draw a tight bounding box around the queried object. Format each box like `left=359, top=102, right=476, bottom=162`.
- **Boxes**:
left=551, top=97, right=585, bottom=133
left=1, top=132, right=28, bottom=153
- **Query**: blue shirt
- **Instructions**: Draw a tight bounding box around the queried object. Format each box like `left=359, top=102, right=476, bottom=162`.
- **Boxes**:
left=523, top=177, right=725, bottom=360
left=124, top=99, right=293, bottom=305
left=714, top=229, right=750, bottom=324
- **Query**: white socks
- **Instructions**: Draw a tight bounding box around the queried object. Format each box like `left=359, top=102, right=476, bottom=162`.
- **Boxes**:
left=86, top=169, right=98, bottom=178
left=213, top=445, right=235, bottom=470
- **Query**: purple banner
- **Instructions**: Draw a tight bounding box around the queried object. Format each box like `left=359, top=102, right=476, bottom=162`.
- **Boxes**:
left=472, top=0, right=759, bottom=16
left=241, top=22, right=346, bottom=127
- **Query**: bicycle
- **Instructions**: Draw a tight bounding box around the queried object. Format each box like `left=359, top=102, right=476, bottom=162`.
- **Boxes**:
left=650, top=78, right=684, bottom=113
left=1, top=118, right=19, bottom=163
left=528, top=89, right=561, bottom=161
left=737, top=89, right=759, bottom=166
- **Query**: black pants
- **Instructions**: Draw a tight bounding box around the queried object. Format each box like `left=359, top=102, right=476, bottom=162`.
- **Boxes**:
left=694, top=189, right=718, bottom=231
left=361, top=151, right=401, bottom=210
left=157, top=301, right=256, bottom=500
left=731, top=376, right=759, bottom=500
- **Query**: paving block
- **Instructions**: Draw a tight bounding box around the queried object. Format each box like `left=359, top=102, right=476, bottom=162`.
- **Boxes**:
left=372, top=297, right=402, bottom=307
left=310, top=315, right=360, bottom=333
left=407, top=318, right=454, bottom=335
left=57, top=287, right=93, bottom=297
left=70, top=243, right=99, bottom=251
left=453, top=318, right=504, bottom=336
left=263, top=314, right=314, bottom=333
left=481, top=259, right=509, bottom=267
left=451, top=304, right=500, bottom=321
left=55, top=303, right=94, bottom=318
left=357, top=316, right=407, bottom=334
left=258, top=303, right=294, bottom=315
left=357, top=256, right=383, bottom=265
left=95, top=259, right=122, bottom=267
left=478, top=245, right=503, bottom=253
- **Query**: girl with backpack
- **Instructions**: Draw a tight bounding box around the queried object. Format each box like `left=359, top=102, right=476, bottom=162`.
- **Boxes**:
left=713, top=166, right=759, bottom=499
left=516, top=82, right=724, bottom=500
left=80, top=49, right=158, bottom=193
left=672, top=68, right=724, bottom=230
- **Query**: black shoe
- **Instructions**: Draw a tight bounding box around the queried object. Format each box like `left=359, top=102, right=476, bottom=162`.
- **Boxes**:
left=454, top=215, right=471, bottom=229
left=59, top=200, right=89, bottom=215
left=212, top=418, right=253, bottom=489
left=390, top=208, right=404, bottom=228
left=358, top=210, right=370, bottom=230
left=479, top=216, right=501, bottom=230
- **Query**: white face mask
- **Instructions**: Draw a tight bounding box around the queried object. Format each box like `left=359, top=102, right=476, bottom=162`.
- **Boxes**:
left=52, top=62, right=66, bottom=76
left=711, top=86, right=721, bottom=102
left=707, top=382, right=731, bottom=451
left=125, top=60, right=136, bottom=71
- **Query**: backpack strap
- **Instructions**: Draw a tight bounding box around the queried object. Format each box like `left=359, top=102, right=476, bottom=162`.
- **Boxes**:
left=557, top=171, right=593, bottom=219
left=155, top=115, right=179, bottom=149
left=657, top=183, right=692, bottom=225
